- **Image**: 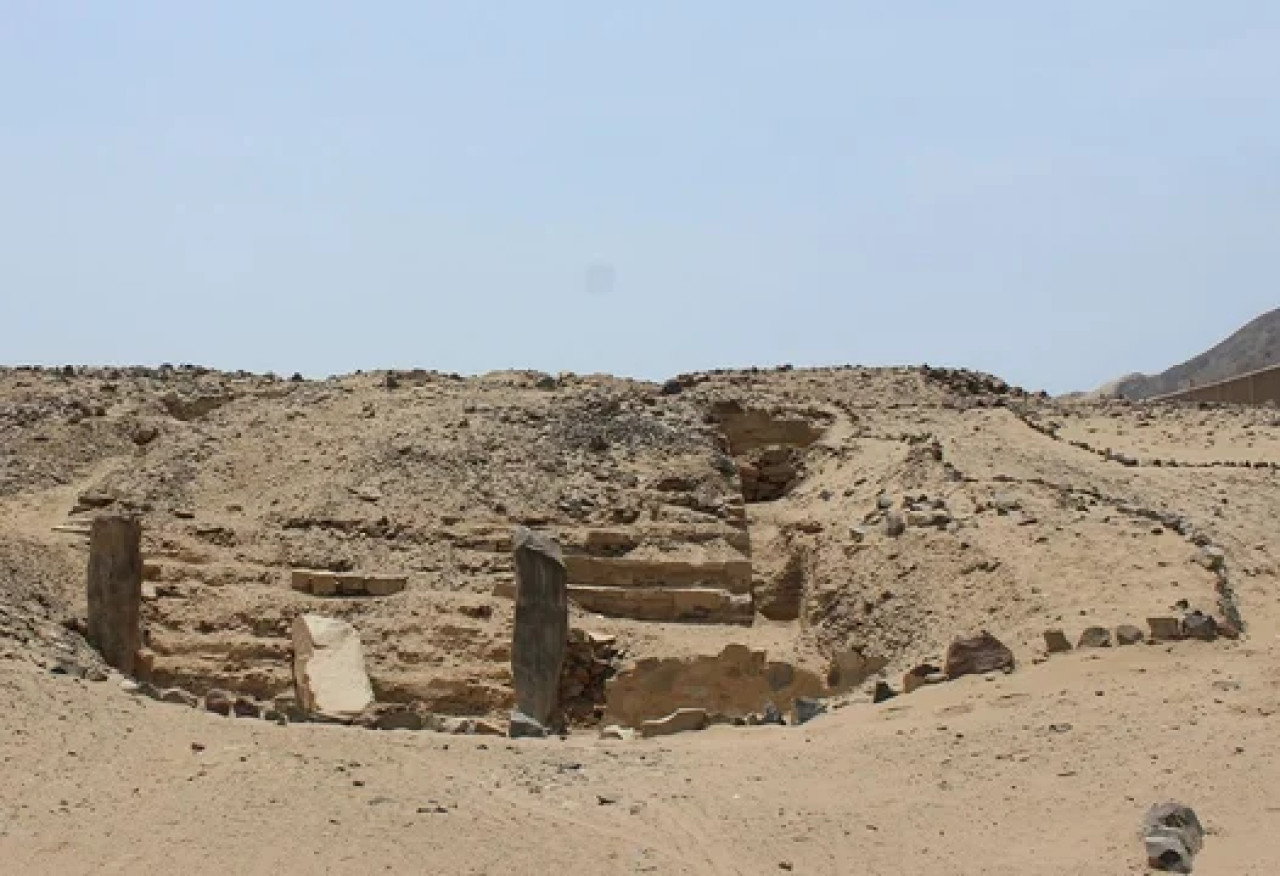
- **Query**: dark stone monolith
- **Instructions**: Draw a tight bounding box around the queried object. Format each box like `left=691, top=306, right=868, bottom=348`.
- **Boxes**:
left=510, top=527, right=568, bottom=728
left=86, top=516, right=142, bottom=675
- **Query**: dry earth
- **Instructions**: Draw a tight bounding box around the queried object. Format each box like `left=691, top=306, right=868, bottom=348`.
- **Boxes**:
left=2, top=363, right=1280, bottom=873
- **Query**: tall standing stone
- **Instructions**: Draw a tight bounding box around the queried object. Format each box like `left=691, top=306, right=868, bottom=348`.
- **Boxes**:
left=86, top=516, right=143, bottom=675
left=510, top=527, right=568, bottom=727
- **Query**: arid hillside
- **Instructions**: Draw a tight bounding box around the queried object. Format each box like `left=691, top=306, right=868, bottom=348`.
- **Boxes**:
left=1106, top=307, right=1280, bottom=399
left=2, top=362, right=1279, bottom=873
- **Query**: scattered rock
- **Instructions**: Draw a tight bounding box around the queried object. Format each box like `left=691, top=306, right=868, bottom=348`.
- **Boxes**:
left=760, top=702, right=786, bottom=726
left=1147, top=617, right=1183, bottom=642
left=1181, top=612, right=1218, bottom=642
left=1194, top=546, right=1225, bottom=573
left=1043, top=629, right=1072, bottom=654
left=160, top=688, right=199, bottom=708
left=872, top=680, right=897, bottom=703
left=508, top=710, right=548, bottom=739
left=1115, top=624, right=1145, bottom=646
left=639, top=707, right=709, bottom=738
left=1143, top=802, right=1204, bottom=873
left=884, top=511, right=906, bottom=538
left=232, top=696, right=261, bottom=719
left=902, top=663, right=944, bottom=693
left=204, top=689, right=234, bottom=716
left=944, top=631, right=1014, bottom=679
left=992, top=493, right=1021, bottom=514
left=1077, top=626, right=1113, bottom=649
left=792, top=697, right=827, bottom=725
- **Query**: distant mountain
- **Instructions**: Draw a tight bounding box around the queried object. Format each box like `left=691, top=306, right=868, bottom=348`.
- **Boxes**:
left=1106, top=307, right=1280, bottom=400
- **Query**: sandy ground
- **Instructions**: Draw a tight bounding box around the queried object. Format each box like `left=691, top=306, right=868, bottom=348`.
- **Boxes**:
left=3, top=632, right=1279, bottom=875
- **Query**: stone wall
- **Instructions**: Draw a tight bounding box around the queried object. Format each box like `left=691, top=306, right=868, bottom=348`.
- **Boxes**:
left=603, top=643, right=825, bottom=727
left=1152, top=364, right=1280, bottom=405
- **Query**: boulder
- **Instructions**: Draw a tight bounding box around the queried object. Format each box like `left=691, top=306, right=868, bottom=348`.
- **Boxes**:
left=1147, top=617, right=1183, bottom=642
left=639, top=708, right=709, bottom=738
left=944, top=631, right=1014, bottom=679
left=1115, top=624, right=1145, bottom=646
left=291, top=614, right=375, bottom=720
left=1077, top=626, right=1113, bottom=649
left=510, top=528, right=568, bottom=727
left=1043, top=629, right=1072, bottom=654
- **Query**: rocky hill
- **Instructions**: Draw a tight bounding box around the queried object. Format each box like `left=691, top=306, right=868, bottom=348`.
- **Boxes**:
left=1107, top=307, right=1280, bottom=399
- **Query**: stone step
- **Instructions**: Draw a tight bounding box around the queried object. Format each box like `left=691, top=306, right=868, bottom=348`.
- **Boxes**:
left=562, top=555, right=752, bottom=594
left=494, top=580, right=751, bottom=625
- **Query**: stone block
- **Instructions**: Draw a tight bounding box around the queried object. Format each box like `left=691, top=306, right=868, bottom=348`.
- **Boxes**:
left=86, top=516, right=143, bottom=675
left=292, top=614, right=374, bottom=720
left=510, top=528, right=568, bottom=727
left=640, top=708, right=709, bottom=738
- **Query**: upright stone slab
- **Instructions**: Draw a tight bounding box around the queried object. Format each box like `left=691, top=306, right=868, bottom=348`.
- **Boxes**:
left=86, top=516, right=143, bottom=674
left=510, top=527, right=568, bottom=726
left=292, top=614, right=375, bottom=720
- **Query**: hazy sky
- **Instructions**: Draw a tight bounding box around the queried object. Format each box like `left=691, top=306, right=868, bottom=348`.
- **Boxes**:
left=3, top=3, right=1277, bottom=393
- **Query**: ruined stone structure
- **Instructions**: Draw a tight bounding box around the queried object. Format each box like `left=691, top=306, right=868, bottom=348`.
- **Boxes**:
left=86, top=515, right=143, bottom=674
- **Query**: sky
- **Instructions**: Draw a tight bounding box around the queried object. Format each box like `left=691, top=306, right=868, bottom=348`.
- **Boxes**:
left=2, top=3, right=1278, bottom=393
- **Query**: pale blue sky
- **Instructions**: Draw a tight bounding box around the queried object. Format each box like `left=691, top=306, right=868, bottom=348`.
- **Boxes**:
left=3, top=3, right=1277, bottom=392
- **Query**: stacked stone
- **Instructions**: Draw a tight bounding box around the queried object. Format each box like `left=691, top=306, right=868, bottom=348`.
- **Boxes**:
left=557, top=629, right=619, bottom=726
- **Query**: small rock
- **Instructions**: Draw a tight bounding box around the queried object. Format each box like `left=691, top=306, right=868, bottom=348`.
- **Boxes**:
left=760, top=702, right=786, bottom=726
left=902, top=663, right=944, bottom=693
left=1194, top=546, right=1225, bottom=573
left=1077, top=626, right=1113, bottom=649
left=1043, top=629, right=1072, bottom=654
left=508, top=710, right=548, bottom=739
left=792, top=697, right=827, bottom=725
left=944, top=631, right=1014, bottom=679
left=232, top=696, right=262, bottom=719
left=1147, top=617, right=1183, bottom=642
left=884, top=512, right=906, bottom=538
left=1181, top=612, right=1218, bottom=642
left=204, top=689, right=234, bottom=716
left=876, top=494, right=894, bottom=510
left=992, top=493, right=1021, bottom=514
left=872, top=680, right=898, bottom=703
left=599, top=724, right=635, bottom=741
left=1115, top=624, right=1145, bottom=646
left=1143, top=802, right=1203, bottom=873
left=639, top=708, right=709, bottom=739
left=160, top=688, right=199, bottom=708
